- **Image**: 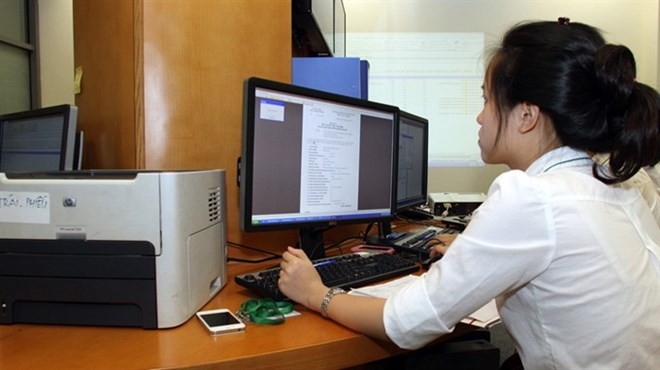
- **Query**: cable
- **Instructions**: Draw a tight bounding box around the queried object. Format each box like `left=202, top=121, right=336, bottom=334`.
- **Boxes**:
left=323, top=235, right=365, bottom=255
left=363, top=222, right=375, bottom=237
left=228, top=256, right=280, bottom=264
left=228, top=241, right=281, bottom=257
left=227, top=240, right=283, bottom=263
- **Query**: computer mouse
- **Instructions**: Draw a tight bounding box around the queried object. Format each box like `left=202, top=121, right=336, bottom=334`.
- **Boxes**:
left=422, top=254, right=442, bottom=270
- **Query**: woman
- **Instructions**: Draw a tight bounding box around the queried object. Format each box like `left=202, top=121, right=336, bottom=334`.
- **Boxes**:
left=278, top=19, right=660, bottom=369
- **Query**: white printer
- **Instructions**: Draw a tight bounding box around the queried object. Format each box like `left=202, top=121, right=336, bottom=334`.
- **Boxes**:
left=0, top=170, right=227, bottom=328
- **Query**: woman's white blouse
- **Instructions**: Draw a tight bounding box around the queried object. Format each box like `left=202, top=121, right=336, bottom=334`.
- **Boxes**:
left=383, top=147, right=660, bottom=370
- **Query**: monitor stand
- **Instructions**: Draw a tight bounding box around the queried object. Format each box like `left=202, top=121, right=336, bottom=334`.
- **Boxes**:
left=364, top=221, right=394, bottom=246
left=298, top=227, right=326, bottom=260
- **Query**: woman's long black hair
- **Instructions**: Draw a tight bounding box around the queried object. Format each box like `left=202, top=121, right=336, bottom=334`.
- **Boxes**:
left=487, top=19, right=659, bottom=183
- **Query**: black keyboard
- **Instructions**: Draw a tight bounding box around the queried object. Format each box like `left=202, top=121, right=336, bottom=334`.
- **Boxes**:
left=234, top=253, right=420, bottom=301
left=389, top=226, right=455, bottom=259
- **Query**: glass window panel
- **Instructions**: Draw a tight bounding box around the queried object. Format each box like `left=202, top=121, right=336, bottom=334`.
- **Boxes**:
left=0, top=43, right=31, bottom=114
left=0, top=0, right=28, bottom=43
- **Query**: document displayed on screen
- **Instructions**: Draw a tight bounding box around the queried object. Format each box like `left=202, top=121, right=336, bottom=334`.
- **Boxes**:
left=253, top=88, right=392, bottom=222
left=348, top=32, right=485, bottom=166
left=300, top=104, right=361, bottom=214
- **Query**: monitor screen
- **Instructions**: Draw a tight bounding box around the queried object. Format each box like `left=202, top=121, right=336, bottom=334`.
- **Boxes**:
left=240, top=77, right=399, bottom=259
left=0, top=105, right=79, bottom=172
left=396, top=110, right=429, bottom=211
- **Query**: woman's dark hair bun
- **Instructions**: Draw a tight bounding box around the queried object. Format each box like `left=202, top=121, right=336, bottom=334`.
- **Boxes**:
left=594, top=44, right=636, bottom=110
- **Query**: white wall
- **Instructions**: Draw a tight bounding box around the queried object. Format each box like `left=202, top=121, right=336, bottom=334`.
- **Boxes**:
left=344, top=0, right=658, bottom=88
left=38, top=0, right=74, bottom=107
left=344, top=0, right=660, bottom=193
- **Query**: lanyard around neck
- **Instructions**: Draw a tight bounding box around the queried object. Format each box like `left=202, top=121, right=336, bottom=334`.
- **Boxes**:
left=542, top=156, right=592, bottom=173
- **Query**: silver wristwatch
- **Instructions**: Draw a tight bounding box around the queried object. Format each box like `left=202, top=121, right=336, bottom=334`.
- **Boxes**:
left=320, top=287, right=346, bottom=318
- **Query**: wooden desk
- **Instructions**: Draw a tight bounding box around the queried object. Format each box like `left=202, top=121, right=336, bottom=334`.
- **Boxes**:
left=0, top=253, right=471, bottom=369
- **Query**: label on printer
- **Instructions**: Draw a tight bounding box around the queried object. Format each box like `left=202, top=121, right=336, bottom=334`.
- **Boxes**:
left=0, top=191, right=50, bottom=224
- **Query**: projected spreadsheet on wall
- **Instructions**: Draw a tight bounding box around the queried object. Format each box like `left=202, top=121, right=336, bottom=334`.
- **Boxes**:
left=348, top=33, right=485, bottom=166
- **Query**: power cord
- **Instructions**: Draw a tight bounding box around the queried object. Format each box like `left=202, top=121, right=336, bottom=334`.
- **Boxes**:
left=227, top=241, right=282, bottom=263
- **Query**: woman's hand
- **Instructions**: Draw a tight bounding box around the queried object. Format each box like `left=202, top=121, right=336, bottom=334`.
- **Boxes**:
left=278, top=247, right=329, bottom=311
left=279, top=247, right=391, bottom=342
left=430, top=232, right=457, bottom=257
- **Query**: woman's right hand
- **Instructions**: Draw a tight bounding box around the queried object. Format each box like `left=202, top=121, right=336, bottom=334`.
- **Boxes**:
left=430, top=232, right=457, bottom=257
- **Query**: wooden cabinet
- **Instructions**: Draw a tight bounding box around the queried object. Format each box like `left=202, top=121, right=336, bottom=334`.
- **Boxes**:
left=73, top=0, right=295, bottom=247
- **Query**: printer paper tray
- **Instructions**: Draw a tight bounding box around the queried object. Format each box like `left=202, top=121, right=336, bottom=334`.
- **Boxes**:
left=0, top=239, right=158, bottom=328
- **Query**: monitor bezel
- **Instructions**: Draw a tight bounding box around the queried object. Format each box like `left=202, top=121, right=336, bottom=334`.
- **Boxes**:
left=396, top=110, right=429, bottom=211
left=239, top=77, right=400, bottom=238
left=0, top=104, right=79, bottom=172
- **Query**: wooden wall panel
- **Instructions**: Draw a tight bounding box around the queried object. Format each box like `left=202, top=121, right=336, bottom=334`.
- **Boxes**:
left=140, top=0, right=291, bottom=168
left=74, top=0, right=299, bottom=252
left=73, top=0, right=137, bottom=169
left=140, top=0, right=292, bottom=248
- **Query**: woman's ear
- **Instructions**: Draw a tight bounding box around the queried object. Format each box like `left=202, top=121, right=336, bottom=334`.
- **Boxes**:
left=518, top=102, right=541, bottom=134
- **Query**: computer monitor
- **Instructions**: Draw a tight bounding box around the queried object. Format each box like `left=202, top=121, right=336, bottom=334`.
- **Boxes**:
left=365, top=111, right=430, bottom=245
left=239, top=77, right=399, bottom=259
left=396, top=110, right=429, bottom=212
left=0, top=104, right=79, bottom=172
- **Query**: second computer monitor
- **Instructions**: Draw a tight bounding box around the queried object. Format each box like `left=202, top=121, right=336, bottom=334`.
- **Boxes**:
left=396, top=110, right=429, bottom=212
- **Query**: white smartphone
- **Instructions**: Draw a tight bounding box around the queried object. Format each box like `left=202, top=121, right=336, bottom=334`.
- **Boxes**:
left=196, top=308, right=246, bottom=335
